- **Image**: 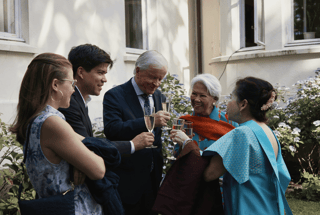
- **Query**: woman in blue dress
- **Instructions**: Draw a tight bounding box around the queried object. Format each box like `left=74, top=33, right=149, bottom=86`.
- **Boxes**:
left=11, top=53, right=105, bottom=214
left=202, top=77, right=292, bottom=215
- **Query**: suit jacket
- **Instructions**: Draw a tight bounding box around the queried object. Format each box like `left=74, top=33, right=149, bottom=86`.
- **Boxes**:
left=59, top=87, right=132, bottom=155
left=103, top=78, right=164, bottom=205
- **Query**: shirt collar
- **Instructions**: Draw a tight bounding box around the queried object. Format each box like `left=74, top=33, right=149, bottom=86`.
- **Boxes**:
left=192, top=106, right=220, bottom=121
left=75, top=86, right=91, bottom=107
left=209, top=106, right=220, bottom=121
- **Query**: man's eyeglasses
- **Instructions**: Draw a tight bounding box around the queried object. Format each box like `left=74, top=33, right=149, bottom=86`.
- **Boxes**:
left=61, top=79, right=77, bottom=88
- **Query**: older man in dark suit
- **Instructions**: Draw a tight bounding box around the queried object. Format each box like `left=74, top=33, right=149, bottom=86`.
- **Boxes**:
left=103, top=50, right=170, bottom=215
left=59, top=44, right=154, bottom=155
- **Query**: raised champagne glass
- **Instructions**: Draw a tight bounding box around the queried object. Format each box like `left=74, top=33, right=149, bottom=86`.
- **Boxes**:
left=161, top=92, right=171, bottom=130
left=172, top=118, right=185, bottom=144
left=144, top=106, right=157, bottom=148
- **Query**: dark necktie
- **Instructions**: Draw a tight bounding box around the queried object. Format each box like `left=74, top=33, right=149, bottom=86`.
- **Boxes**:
left=142, top=94, right=151, bottom=115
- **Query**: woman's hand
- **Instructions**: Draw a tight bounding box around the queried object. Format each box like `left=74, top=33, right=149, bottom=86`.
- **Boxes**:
left=170, top=130, right=190, bottom=146
left=73, top=167, right=86, bottom=185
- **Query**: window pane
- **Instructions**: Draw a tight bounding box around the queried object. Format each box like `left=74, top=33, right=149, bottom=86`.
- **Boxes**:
left=125, top=0, right=143, bottom=49
left=294, top=0, right=320, bottom=40
left=245, top=0, right=257, bottom=47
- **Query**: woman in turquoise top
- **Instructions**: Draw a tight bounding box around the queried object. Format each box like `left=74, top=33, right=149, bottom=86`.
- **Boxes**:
left=11, top=53, right=105, bottom=214
left=202, top=77, right=292, bottom=215
left=173, top=73, right=238, bottom=155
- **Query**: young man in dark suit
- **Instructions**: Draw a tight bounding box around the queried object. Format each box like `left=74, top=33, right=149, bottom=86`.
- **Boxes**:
left=103, top=50, right=170, bottom=215
left=59, top=44, right=154, bottom=155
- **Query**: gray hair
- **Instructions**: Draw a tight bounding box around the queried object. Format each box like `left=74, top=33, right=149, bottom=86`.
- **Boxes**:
left=133, top=50, right=168, bottom=75
left=191, top=74, right=222, bottom=104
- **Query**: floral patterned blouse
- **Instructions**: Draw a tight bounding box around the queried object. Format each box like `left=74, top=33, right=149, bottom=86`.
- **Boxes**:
left=24, top=105, right=104, bottom=215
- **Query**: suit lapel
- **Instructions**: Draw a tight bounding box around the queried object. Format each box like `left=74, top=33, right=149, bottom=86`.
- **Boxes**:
left=123, top=79, right=144, bottom=118
left=74, top=88, right=93, bottom=136
left=153, top=90, right=162, bottom=112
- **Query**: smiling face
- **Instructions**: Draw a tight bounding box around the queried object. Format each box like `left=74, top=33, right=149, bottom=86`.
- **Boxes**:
left=81, top=63, right=109, bottom=98
left=135, top=65, right=167, bottom=95
left=191, top=82, right=217, bottom=117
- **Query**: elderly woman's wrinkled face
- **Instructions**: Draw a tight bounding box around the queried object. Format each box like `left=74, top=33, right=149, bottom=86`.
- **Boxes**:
left=191, top=82, right=217, bottom=117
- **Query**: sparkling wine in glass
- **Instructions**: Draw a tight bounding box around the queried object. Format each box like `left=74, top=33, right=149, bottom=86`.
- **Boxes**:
left=172, top=118, right=185, bottom=144
left=144, top=107, right=157, bottom=148
left=161, top=93, right=171, bottom=131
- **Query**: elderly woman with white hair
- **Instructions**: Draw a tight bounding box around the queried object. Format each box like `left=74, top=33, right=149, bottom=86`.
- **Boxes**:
left=153, top=74, right=238, bottom=215
left=172, top=73, right=238, bottom=155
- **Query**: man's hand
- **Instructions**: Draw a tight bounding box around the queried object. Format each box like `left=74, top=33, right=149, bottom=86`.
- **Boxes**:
left=154, top=111, right=170, bottom=127
left=73, top=167, right=86, bottom=185
left=132, top=132, right=155, bottom=151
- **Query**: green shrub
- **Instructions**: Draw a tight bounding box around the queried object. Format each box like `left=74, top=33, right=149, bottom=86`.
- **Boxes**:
left=265, top=69, right=320, bottom=201
left=159, top=73, right=193, bottom=173
left=0, top=115, right=35, bottom=215
left=267, top=70, right=320, bottom=179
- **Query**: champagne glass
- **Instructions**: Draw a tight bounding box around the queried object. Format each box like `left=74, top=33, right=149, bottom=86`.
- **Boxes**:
left=167, top=118, right=185, bottom=161
left=172, top=118, right=185, bottom=144
left=144, top=107, right=157, bottom=148
left=183, top=121, right=193, bottom=139
left=161, top=92, right=171, bottom=131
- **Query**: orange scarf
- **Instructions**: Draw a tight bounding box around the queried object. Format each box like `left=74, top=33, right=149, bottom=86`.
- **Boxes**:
left=180, top=115, right=235, bottom=141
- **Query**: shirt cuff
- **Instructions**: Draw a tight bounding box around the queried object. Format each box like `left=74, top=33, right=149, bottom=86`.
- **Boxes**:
left=130, top=141, right=135, bottom=154
left=182, top=139, right=192, bottom=149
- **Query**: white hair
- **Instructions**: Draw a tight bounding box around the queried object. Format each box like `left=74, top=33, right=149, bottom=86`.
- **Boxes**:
left=133, top=50, right=168, bottom=74
left=191, top=74, right=222, bottom=104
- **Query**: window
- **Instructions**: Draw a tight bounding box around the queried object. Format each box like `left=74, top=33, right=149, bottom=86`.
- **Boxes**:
left=293, top=0, right=320, bottom=40
left=125, top=0, right=148, bottom=51
left=0, top=0, right=23, bottom=42
left=240, top=0, right=264, bottom=48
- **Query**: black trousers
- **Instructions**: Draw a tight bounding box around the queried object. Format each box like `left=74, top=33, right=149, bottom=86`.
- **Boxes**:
left=122, top=174, right=158, bottom=215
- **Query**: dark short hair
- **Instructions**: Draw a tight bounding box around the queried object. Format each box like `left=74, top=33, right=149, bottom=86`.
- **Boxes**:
left=68, top=44, right=113, bottom=77
left=234, top=76, right=277, bottom=122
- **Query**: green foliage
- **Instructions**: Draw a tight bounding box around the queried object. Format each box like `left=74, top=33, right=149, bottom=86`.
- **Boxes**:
left=263, top=69, right=320, bottom=200
left=287, top=172, right=320, bottom=201
left=159, top=73, right=193, bottom=173
left=0, top=115, right=35, bottom=215
left=267, top=70, right=320, bottom=178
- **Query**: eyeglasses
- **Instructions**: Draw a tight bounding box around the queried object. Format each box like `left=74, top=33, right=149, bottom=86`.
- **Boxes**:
left=61, top=79, right=77, bottom=88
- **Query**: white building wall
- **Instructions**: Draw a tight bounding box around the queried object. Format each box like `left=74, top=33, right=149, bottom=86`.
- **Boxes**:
left=209, top=0, right=320, bottom=95
left=0, top=0, right=189, bottom=124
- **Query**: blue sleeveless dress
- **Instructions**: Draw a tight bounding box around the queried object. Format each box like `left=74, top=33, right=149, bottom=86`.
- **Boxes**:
left=24, top=105, right=104, bottom=215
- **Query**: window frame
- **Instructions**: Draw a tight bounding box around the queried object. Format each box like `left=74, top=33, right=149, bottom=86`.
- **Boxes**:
left=125, top=0, right=149, bottom=52
left=239, top=0, right=265, bottom=50
left=0, top=0, right=24, bottom=42
left=285, top=0, right=320, bottom=47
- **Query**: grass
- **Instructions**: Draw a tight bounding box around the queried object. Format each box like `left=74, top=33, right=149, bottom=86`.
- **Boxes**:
left=287, top=197, right=320, bottom=215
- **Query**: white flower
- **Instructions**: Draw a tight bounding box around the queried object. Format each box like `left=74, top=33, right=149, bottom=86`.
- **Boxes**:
left=292, top=127, right=301, bottom=135
left=313, top=120, right=320, bottom=126
left=278, top=122, right=287, bottom=127
left=273, top=115, right=279, bottom=119
left=289, top=145, right=297, bottom=152
left=293, top=137, right=300, bottom=142
left=273, top=130, right=281, bottom=137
